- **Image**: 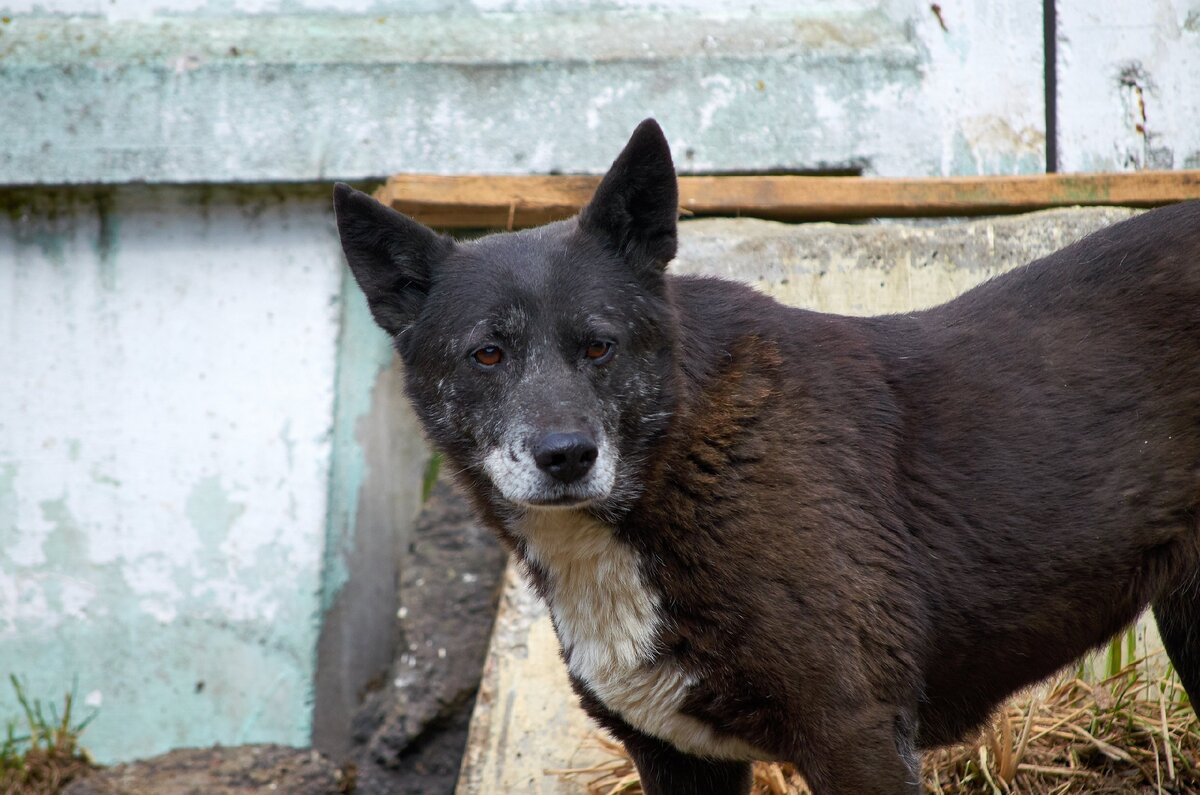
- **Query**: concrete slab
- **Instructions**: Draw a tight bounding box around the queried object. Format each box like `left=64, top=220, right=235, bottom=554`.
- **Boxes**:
left=2, top=1, right=1044, bottom=183
left=455, top=208, right=1145, bottom=792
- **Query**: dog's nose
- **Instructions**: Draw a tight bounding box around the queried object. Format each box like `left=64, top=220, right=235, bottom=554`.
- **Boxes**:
left=533, top=432, right=598, bottom=484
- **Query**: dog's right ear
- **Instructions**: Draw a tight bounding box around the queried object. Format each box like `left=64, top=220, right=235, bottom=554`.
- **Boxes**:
left=333, top=183, right=453, bottom=337
left=579, top=118, right=679, bottom=273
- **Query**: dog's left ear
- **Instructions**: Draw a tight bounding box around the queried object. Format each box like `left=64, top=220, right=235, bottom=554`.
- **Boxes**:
left=579, top=118, right=679, bottom=271
left=333, top=183, right=453, bottom=339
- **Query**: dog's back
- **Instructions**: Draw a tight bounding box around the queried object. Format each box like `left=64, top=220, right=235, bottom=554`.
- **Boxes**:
left=869, top=201, right=1200, bottom=742
left=621, top=201, right=1200, bottom=764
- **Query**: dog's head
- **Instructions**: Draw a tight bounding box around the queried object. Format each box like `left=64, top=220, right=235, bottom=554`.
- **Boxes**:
left=334, top=120, right=680, bottom=518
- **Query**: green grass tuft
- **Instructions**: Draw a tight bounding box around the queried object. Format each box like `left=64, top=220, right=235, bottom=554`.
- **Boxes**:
left=1, top=676, right=97, bottom=795
left=422, top=452, right=443, bottom=502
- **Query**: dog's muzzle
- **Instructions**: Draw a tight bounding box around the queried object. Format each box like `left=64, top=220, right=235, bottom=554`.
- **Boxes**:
left=482, top=423, right=616, bottom=507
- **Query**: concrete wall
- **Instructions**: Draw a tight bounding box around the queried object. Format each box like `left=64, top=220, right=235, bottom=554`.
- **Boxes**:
left=3, top=0, right=1046, bottom=182
left=0, top=186, right=341, bottom=758
left=0, top=182, right=432, bottom=762
left=0, top=0, right=1196, bottom=766
left=1056, top=0, right=1200, bottom=172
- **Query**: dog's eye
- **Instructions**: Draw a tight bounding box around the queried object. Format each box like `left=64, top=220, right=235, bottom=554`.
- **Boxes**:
left=584, top=340, right=614, bottom=364
left=472, top=345, right=504, bottom=368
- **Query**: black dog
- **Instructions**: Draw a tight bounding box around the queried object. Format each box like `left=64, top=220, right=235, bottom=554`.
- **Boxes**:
left=334, top=119, right=1200, bottom=794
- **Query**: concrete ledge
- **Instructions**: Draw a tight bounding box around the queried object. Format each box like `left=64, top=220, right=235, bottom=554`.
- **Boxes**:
left=2, top=3, right=1043, bottom=183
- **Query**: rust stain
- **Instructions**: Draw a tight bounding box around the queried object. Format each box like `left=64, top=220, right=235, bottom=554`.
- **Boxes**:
left=930, top=4, right=949, bottom=33
left=1118, top=63, right=1151, bottom=141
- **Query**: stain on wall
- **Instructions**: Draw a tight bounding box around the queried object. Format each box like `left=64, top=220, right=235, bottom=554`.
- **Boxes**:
left=1057, top=0, right=1200, bottom=172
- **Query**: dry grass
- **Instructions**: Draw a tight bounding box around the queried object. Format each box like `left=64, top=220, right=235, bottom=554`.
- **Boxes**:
left=556, top=652, right=1198, bottom=795
left=1, top=677, right=97, bottom=795
left=925, top=660, right=1197, bottom=794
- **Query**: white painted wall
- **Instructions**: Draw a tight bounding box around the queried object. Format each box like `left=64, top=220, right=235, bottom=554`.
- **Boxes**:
left=0, top=187, right=344, bottom=761
left=1057, top=0, right=1200, bottom=171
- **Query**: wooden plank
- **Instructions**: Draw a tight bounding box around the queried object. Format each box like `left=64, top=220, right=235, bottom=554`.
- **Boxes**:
left=376, top=171, right=1200, bottom=228
left=455, top=565, right=601, bottom=795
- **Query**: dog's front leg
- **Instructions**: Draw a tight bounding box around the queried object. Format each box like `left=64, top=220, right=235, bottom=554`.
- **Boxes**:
left=621, top=729, right=753, bottom=795
left=794, top=705, right=922, bottom=795
left=572, top=680, right=752, bottom=794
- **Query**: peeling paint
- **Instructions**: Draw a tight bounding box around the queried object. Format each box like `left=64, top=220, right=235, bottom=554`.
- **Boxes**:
left=1058, top=0, right=1200, bottom=173
left=1, top=3, right=1043, bottom=182
left=185, top=476, right=246, bottom=543
left=0, top=463, right=17, bottom=538
left=0, top=184, right=344, bottom=763
left=39, top=494, right=88, bottom=568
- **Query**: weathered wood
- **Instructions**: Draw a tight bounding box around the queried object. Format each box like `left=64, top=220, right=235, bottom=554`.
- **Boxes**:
left=455, top=565, right=602, bottom=795
left=376, top=171, right=1200, bottom=228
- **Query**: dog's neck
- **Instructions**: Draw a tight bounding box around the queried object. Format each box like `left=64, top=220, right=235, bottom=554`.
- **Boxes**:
left=508, top=506, right=764, bottom=760
left=514, top=508, right=661, bottom=672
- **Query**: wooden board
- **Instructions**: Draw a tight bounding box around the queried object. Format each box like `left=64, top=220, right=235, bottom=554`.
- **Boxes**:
left=455, top=565, right=603, bottom=795
left=376, top=171, right=1200, bottom=228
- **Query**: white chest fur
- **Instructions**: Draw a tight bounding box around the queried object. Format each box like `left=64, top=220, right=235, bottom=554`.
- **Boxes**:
left=517, top=509, right=759, bottom=761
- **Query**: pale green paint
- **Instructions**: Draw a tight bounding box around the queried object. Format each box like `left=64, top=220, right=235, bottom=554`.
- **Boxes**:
left=0, top=10, right=906, bottom=69
left=947, top=130, right=1045, bottom=179
left=1, top=478, right=318, bottom=761
left=0, top=476, right=314, bottom=761
left=0, top=184, right=342, bottom=762
left=38, top=495, right=87, bottom=569
left=0, top=463, right=17, bottom=547
left=34, top=496, right=93, bottom=627
left=0, top=611, right=311, bottom=760
left=319, top=269, right=394, bottom=612
left=185, top=476, right=246, bottom=543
